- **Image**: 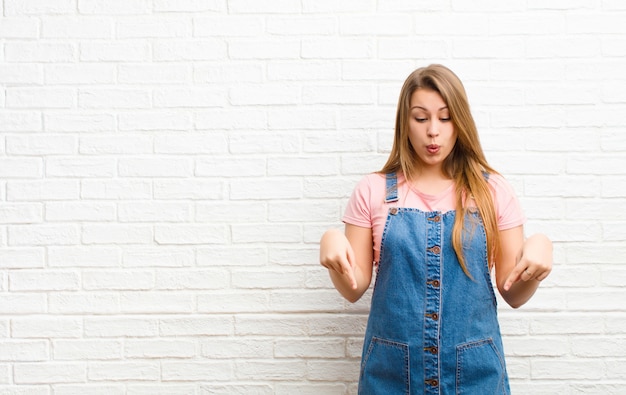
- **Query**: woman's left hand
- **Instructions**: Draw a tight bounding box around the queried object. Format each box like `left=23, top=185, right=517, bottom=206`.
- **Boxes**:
left=503, top=233, right=553, bottom=291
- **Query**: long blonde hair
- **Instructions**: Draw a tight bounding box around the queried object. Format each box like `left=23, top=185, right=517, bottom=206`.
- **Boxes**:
left=380, top=64, right=499, bottom=275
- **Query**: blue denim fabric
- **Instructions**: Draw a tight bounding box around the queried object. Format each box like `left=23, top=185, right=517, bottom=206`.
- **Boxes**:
left=358, top=173, right=510, bottom=395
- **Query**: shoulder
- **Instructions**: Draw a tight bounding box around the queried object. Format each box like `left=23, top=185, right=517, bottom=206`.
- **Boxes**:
left=486, top=172, right=518, bottom=197
left=353, top=172, right=387, bottom=195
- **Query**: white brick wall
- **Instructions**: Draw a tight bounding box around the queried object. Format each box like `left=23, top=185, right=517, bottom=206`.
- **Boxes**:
left=0, top=1, right=625, bottom=393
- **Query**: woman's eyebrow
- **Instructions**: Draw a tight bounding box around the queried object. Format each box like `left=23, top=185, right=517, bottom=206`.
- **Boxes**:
left=410, top=105, right=449, bottom=111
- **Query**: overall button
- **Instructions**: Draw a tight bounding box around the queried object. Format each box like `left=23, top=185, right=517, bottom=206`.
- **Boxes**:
left=427, top=246, right=441, bottom=254
left=427, top=279, right=440, bottom=288
left=424, top=346, right=438, bottom=354
left=425, top=378, right=439, bottom=387
left=426, top=312, right=439, bottom=321
left=427, top=215, right=441, bottom=222
left=389, top=207, right=398, bottom=215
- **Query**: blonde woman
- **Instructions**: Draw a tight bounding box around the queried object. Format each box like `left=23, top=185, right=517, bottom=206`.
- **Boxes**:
left=320, top=64, right=552, bottom=394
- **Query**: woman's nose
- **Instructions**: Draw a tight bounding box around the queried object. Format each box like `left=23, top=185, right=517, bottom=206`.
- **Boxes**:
left=427, top=122, right=439, bottom=137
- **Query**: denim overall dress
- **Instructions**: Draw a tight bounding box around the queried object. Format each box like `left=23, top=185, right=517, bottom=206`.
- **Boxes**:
left=358, top=173, right=510, bottom=395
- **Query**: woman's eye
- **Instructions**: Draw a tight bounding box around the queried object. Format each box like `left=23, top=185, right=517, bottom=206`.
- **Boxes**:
left=415, top=118, right=427, bottom=123
left=440, top=117, right=451, bottom=122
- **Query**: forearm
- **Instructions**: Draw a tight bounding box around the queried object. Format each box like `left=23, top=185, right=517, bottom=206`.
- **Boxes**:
left=499, top=233, right=553, bottom=308
left=500, top=278, right=541, bottom=308
left=328, top=264, right=370, bottom=303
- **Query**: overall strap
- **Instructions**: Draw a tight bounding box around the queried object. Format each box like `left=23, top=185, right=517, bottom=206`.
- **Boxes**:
left=385, top=172, right=398, bottom=203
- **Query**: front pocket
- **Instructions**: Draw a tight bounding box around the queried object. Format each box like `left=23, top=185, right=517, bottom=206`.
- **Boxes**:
left=456, top=338, right=508, bottom=395
left=359, top=337, right=409, bottom=395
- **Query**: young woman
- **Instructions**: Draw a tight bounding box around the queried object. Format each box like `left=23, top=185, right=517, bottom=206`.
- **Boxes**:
left=319, top=64, right=552, bottom=394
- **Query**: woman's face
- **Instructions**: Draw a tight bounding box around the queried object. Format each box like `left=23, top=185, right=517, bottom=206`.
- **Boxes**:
left=408, top=88, right=457, bottom=172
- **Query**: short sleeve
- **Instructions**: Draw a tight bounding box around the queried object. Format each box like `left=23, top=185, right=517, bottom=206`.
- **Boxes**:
left=342, top=175, right=373, bottom=228
left=489, top=174, right=526, bottom=230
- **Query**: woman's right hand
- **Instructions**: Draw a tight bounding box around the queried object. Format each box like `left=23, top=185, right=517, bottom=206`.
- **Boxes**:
left=319, top=228, right=358, bottom=290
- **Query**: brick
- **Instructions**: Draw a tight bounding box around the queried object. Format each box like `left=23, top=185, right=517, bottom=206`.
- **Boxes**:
left=11, top=317, right=82, bottom=338
left=82, top=270, right=154, bottom=290
left=41, top=17, right=113, bottom=38
left=48, top=246, right=121, bottom=268
left=51, top=385, right=124, bottom=395
left=0, top=158, right=43, bottom=179
left=84, top=318, right=158, bottom=338
left=123, top=247, right=194, bottom=268
left=159, top=316, right=233, bottom=336
left=162, top=361, right=234, bottom=381
left=5, top=0, right=75, bottom=15
left=302, top=38, right=373, bottom=59
left=0, top=18, right=40, bottom=38
left=231, top=224, right=301, bottom=243
left=14, top=363, right=86, bottom=384
left=79, top=134, right=152, bottom=155
left=200, top=338, right=273, bottom=358
left=6, top=135, right=76, bottom=156
left=0, top=203, right=43, bottom=224
left=88, top=362, right=159, bottom=381
left=0, top=340, right=48, bottom=361
left=45, top=202, right=116, bottom=222
left=154, top=87, right=226, bottom=108
left=194, top=62, right=264, bottom=83
left=154, top=224, right=227, bottom=245
left=155, top=269, right=229, bottom=290
left=82, top=225, right=153, bottom=244
left=118, top=158, right=193, bottom=177
left=154, top=131, right=227, bottom=154
left=53, top=340, right=123, bottom=360
left=267, top=61, right=340, bottom=81
left=79, top=0, right=151, bottom=15
left=152, top=39, right=227, bottom=60
left=0, top=111, right=42, bottom=132
left=195, top=156, right=265, bottom=177
left=121, top=292, right=194, bottom=314
left=49, top=293, right=119, bottom=314
left=118, top=18, right=190, bottom=39
left=228, top=0, right=300, bottom=14
left=154, top=0, right=224, bottom=13
left=118, top=111, right=192, bottom=131
left=44, top=64, right=116, bottom=84
left=78, top=88, right=151, bottom=109
left=0, top=64, right=43, bottom=84
left=197, top=292, right=270, bottom=313
left=230, top=84, right=300, bottom=106
left=9, top=270, right=80, bottom=291
left=124, top=339, right=195, bottom=358
left=302, top=0, right=375, bottom=13
left=275, top=338, right=345, bottom=358
left=154, top=179, right=224, bottom=200
left=236, top=360, right=307, bottom=380
left=117, top=202, right=191, bottom=222
left=266, top=16, right=335, bottom=35
left=46, top=157, right=116, bottom=178
left=194, top=108, right=267, bottom=130
left=0, top=248, right=44, bottom=269
left=80, top=41, right=150, bottom=61
left=127, top=384, right=196, bottom=395
left=340, top=15, right=412, bottom=35
left=118, top=64, right=190, bottom=84
left=81, top=179, right=152, bottom=200
left=6, top=179, right=80, bottom=202
left=8, top=225, right=79, bottom=246
left=229, top=39, right=301, bottom=60
left=44, top=113, right=115, bottom=132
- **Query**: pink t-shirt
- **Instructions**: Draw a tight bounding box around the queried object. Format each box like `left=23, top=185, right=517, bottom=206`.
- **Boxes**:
left=342, top=172, right=526, bottom=263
